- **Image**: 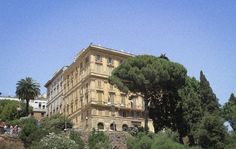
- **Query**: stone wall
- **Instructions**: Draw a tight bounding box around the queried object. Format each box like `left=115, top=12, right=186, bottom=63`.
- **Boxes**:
left=108, top=132, right=131, bottom=149
left=79, top=131, right=131, bottom=149
left=0, top=135, right=24, bottom=149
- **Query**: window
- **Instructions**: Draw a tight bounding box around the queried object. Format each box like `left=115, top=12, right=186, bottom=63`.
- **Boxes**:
left=98, top=109, right=102, bottom=115
left=41, top=112, right=45, bottom=117
left=81, top=113, right=83, bottom=120
left=67, top=104, right=69, bottom=114
left=133, top=111, right=137, bottom=118
left=119, top=111, right=126, bottom=117
left=131, top=98, right=136, bottom=109
left=71, top=102, right=73, bottom=113
left=85, top=83, right=89, bottom=91
left=109, top=84, right=113, bottom=90
left=108, top=67, right=113, bottom=75
left=97, top=122, right=104, bottom=130
left=97, top=91, right=103, bottom=102
left=80, top=97, right=83, bottom=107
left=97, top=80, right=102, bottom=89
left=105, top=110, right=110, bottom=116
left=85, top=93, right=89, bottom=104
left=80, top=87, right=83, bottom=95
left=108, top=93, right=115, bottom=104
left=92, top=109, right=97, bottom=115
left=121, top=95, right=126, bottom=106
left=122, top=124, right=128, bottom=131
left=85, top=56, right=89, bottom=63
left=75, top=67, right=78, bottom=74
left=75, top=99, right=78, bottom=110
left=80, top=62, right=83, bottom=69
left=107, top=57, right=113, bottom=64
left=96, top=55, right=102, bottom=62
left=96, top=64, right=102, bottom=73
left=110, top=123, right=116, bottom=131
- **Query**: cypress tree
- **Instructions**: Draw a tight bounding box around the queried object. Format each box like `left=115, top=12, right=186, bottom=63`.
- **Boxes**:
left=223, top=93, right=236, bottom=131
left=199, top=71, right=219, bottom=113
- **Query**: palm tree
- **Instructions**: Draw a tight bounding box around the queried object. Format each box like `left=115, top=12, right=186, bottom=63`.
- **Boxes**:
left=16, top=77, right=40, bottom=116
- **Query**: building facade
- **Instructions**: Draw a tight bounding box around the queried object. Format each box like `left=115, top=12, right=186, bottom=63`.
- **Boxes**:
left=0, top=95, right=47, bottom=121
left=45, top=66, right=68, bottom=117
left=29, top=96, right=47, bottom=121
left=62, top=44, right=154, bottom=132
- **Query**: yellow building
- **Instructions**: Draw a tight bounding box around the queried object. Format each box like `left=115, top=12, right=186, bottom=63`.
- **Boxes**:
left=63, top=44, right=154, bottom=132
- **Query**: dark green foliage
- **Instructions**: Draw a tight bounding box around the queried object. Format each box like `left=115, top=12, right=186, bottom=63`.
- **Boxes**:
left=195, top=71, right=227, bottom=148
left=225, top=131, right=236, bottom=149
left=18, top=114, right=76, bottom=149
left=178, top=77, right=203, bottom=144
left=199, top=71, right=219, bottom=113
left=40, top=114, right=73, bottom=133
left=127, top=132, right=153, bottom=149
left=19, top=118, right=48, bottom=149
left=88, top=129, right=112, bottom=149
left=16, top=77, right=40, bottom=115
left=109, top=55, right=187, bottom=95
left=127, top=131, right=186, bottom=149
left=69, top=130, right=85, bottom=149
left=110, top=55, right=228, bottom=148
left=0, top=100, right=32, bottom=122
left=195, top=113, right=227, bottom=149
left=0, top=100, right=19, bottom=121
left=109, top=55, right=187, bottom=133
left=151, top=133, right=185, bottom=149
left=223, top=93, right=236, bottom=131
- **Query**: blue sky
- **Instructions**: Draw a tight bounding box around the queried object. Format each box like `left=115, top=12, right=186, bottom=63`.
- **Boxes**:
left=0, top=0, right=235, bottom=105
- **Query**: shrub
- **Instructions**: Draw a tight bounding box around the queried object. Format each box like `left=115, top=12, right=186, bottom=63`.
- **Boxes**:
left=19, top=118, right=41, bottom=148
left=151, top=133, right=185, bottom=149
left=34, top=132, right=80, bottom=149
left=41, top=114, right=73, bottom=133
left=88, top=129, right=112, bottom=149
left=69, top=130, right=85, bottom=149
left=127, top=130, right=186, bottom=149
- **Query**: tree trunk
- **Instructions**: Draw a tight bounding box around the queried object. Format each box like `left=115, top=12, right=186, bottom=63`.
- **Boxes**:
left=144, top=99, right=149, bottom=133
left=26, top=99, right=29, bottom=116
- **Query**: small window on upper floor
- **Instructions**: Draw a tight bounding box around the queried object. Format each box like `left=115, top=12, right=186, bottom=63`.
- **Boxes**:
left=85, top=56, right=89, bottom=63
left=96, top=55, right=102, bottom=62
left=80, top=62, right=83, bottom=69
left=97, top=80, right=102, bottom=89
left=109, top=84, right=114, bottom=90
left=107, top=57, right=113, bottom=65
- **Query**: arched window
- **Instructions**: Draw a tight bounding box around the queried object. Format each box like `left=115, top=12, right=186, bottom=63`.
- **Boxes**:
left=110, top=122, right=116, bottom=131
left=97, top=122, right=104, bottom=130
left=122, top=124, right=128, bottom=131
